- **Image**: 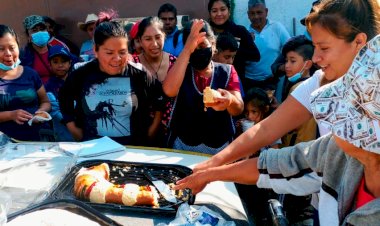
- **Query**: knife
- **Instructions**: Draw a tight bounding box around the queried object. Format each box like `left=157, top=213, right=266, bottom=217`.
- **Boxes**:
left=144, top=170, right=177, bottom=203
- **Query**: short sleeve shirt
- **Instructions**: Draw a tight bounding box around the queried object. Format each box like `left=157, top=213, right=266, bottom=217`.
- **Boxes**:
left=0, top=66, right=43, bottom=140
left=291, top=69, right=330, bottom=136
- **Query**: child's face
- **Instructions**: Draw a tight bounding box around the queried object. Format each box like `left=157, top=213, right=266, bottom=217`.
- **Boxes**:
left=285, top=51, right=307, bottom=77
left=245, top=102, right=263, bottom=124
left=133, top=39, right=142, bottom=54
left=212, top=50, right=236, bottom=65
left=49, top=56, right=71, bottom=79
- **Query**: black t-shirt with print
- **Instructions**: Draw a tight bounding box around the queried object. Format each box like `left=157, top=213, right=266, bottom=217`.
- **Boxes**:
left=59, top=60, right=164, bottom=145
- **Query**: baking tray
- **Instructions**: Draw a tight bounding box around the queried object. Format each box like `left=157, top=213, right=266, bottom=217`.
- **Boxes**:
left=50, top=160, right=195, bottom=214
left=7, top=199, right=122, bottom=226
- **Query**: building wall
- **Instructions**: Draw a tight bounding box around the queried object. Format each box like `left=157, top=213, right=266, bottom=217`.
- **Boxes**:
left=0, top=0, right=209, bottom=48
left=234, top=0, right=314, bottom=36
left=1, top=0, right=316, bottom=49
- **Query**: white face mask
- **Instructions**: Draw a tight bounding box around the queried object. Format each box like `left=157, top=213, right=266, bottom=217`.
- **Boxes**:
left=0, top=59, right=21, bottom=71
left=241, top=119, right=255, bottom=132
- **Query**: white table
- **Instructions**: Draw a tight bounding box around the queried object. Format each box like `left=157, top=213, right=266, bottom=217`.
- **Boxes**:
left=79, top=146, right=249, bottom=225
left=1, top=143, right=249, bottom=225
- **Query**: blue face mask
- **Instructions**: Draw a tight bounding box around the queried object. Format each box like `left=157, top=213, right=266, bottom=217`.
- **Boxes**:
left=288, top=72, right=302, bottom=83
left=288, top=62, right=307, bottom=83
left=31, top=31, right=50, bottom=47
left=0, top=59, right=21, bottom=71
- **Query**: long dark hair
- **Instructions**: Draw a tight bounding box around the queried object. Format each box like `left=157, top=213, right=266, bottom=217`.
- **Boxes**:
left=93, top=10, right=127, bottom=51
left=207, top=0, right=231, bottom=12
left=137, top=16, right=164, bottom=39
left=244, top=88, right=274, bottom=119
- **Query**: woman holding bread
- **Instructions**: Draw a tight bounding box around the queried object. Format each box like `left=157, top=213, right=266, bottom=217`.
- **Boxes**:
left=0, top=24, right=51, bottom=141
left=162, top=19, right=243, bottom=154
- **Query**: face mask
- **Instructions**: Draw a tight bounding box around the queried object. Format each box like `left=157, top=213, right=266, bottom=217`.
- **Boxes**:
left=241, top=119, right=254, bottom=132
left=0, top=59, right=21, bottom=71
left=288, top=62, right=307, bottom=83
left=288, top=72, right=302, bottom=83
left=190, top=47, right=212, bottom=70
left=31, top=31, right=50, bottom=47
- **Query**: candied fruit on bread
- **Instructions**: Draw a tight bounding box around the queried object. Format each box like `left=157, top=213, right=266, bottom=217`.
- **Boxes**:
left=74, top=163, right=159, bottom=207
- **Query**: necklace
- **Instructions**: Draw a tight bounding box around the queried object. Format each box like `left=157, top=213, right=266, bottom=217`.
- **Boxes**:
left=142, top=52, right=164, bottom=81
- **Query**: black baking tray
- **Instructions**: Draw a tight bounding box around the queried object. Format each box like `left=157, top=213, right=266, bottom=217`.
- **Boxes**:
left=49, top=160, right=195, bottom=215
left=7, top=199, right=122, bottom=226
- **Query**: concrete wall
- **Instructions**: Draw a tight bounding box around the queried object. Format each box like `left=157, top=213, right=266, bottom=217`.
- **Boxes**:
left=234, top=0, right=314, bottom=36
left=0, top=0, right=210, bottom=48
left=1, top=0, right=316, bottom=48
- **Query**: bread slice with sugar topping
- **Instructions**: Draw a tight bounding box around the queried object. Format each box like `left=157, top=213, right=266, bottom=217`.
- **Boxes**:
left=203, top=87, right=221, bottom=104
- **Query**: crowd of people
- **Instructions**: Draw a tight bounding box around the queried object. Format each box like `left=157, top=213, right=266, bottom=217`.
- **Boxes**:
left=0, top=0, right=379, bottom=225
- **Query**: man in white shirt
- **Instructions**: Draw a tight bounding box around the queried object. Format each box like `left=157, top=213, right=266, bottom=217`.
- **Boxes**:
left=245, top=0, right=290, bottom=91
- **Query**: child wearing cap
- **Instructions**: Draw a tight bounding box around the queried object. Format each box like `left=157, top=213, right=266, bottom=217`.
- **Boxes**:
left=45, top=45, right=74, bottom=141
left=20, top=15, right=72, bottom=84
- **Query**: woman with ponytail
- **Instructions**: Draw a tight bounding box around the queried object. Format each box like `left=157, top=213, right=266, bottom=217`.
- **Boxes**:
left=59, top=10, right=165, bottom=146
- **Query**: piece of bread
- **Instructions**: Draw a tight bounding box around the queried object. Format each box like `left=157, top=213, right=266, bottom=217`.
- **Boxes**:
left=35, top=112, right=48, bottom=118
left=203, top=87, right=221, bottom=103
left=74, top=163, right=159, bottom=207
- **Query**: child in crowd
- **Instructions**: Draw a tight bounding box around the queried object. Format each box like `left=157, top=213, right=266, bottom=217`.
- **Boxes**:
left=236, top=87, right=280, bottom=150
left=212, top=33, right=245, bottom=98
left=45, top=45, right=74, bottom=141
left=281, top=35, right=317, bottom=147
left=212, top=33, right=238, bottom=65
left=235, top=87, right=280, bottom=225
left=279, top=35, right=316, bottom=226
left=128, top=21, right=142, bottom=57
